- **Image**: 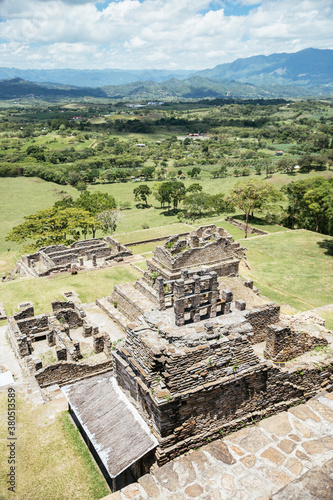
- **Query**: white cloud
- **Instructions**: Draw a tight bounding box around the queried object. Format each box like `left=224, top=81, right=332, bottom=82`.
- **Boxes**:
left=0, top=0, right=331, bottom=69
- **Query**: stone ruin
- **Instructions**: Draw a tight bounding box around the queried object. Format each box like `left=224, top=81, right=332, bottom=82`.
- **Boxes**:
left=16, top=235, right=132, bottom=278
left=7, top=300, right=114, bottom=388
left=145, top=224, right=246, bottom=282
left=6, top=224, right=333, bottom=491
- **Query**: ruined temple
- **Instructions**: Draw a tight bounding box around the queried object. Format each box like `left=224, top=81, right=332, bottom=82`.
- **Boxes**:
left=16, top=236, right=132, bottom=277
left=7, top=225, right=333, bottom=492
left=145, top=224, right=246, bottom=282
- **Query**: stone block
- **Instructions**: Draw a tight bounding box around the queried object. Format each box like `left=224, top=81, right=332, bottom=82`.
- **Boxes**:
left=222, top=289, right=233, bottom=302
left=235, top=299, right=246, bottom=311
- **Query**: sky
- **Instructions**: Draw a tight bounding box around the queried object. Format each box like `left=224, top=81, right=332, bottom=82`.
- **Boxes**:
left=0, top=0, right=332, bottom=70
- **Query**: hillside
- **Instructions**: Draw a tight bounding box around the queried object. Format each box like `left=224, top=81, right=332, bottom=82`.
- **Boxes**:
left=197, top=48, right=333, bottom=90
left=0, top=78, right=108, bottom=100
left=0, top=74, right=330, bottom=102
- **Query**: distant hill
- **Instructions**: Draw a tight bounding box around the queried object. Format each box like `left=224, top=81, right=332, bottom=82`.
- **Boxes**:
left=0, top=68, right=192, bottom=88
left=101, top=75, right=329, bottom=100
left=0, top=48, right=332, bottom=101
left=197, top=48, right=333, bottom=89
left=0, top=78, right=107, bottom=100
left=0, top=75, right=330, bottom=102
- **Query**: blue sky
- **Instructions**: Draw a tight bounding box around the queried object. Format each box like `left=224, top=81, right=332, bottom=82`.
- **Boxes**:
left=0, top=0, right=332, bottom=70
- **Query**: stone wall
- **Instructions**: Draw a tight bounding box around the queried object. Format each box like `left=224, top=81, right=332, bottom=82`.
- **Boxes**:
left=264, top=322, right=328, bottom=362
left=16, top=314, right=49, bottom=336
left=0, top=302, right=6, bottom=321
left=7, top=317, right=31, bottom=357
left=35, top=360, right=113, bottom=387
left=244, top=304, right=281, bottom=343
left=225, top=217, right=269, bottom=236
left=51, top=300, right=85, bottom=328
left=104, top=236, right=133, bottom=256
left=112, top=285, right=146, bottom=322
left=13, top=305, right=35, bottom=321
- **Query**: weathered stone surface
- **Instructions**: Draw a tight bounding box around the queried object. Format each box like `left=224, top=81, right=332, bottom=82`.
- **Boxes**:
left=121, top=483, right=141, bottom=499
left=173, top=457, right=196, bottom=485
left=278, top=439, right=296, bottom=454
left=237, top=428, right=272, bottom=453
left=302, top=436, right=333, bottom=455
left=285, top=458, right=303, bottom=476
left=188, top=451, right=209, bottom=472
left=205, top=441, right=236, bottom=465
left=288, top=404, right=320, bottom=422
left=258, top=412, right=292, bottom=436
left=258, top=466, right=293, bottom=487
left=308, top=400, right=333, bottom=423
left=261, top=447, right=286, bottom=466
left=294, top=420, right=313, bottom=439
left=184, top=484, right=204, bottom=497
left=138, top=474, right=160, bottom=498
left=272, top=466, right=333, bottom=499
left=230, top=445, right=244, bottom=456
left=153, top=461, right=181, bottom=491
left=221, top=474, right=234, bottom=491
left=240, top=454, right=256, bottom=468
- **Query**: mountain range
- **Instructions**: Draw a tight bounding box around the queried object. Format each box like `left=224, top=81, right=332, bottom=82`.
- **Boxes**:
left=0, top=48, right=332, bottom=100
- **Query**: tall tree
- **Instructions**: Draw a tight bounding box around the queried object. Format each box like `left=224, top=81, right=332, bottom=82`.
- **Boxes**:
left=133, top=184, right=152, bottom=207
left=6, top=207, right=94, bottom=251
left=74, top=191, right=117, bottom=237
left=226, top=179, right=284, bottom=238
left=97, top=210, right=121, bottom=236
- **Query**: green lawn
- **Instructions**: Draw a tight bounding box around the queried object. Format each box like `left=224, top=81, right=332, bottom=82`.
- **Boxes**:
left=0, top=265, right=140, bottom=316
left=241, top=230, right=333, bottom=311
left=116, top=222, right=194, bottom=244
left=0, top=394, right=109, bottom=500
left=0, top=177, right=77, bottom=255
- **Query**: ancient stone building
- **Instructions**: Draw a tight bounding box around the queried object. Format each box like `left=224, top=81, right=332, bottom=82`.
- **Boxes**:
left=16, top=236, right=132, bottom=277
left=11, top=225, right=332, bottom=492
left=145, top=224, right=246, bottom=282
left=63, top=225, right=333, bottom=490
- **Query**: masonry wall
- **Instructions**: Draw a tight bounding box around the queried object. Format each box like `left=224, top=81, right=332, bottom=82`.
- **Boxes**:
left=225, top=217, right=269, bottom=236
left=35, top=360, right=113, bottom=387
left=244, top=304, right=281, bottom=343
left=264, top=322, right=328, bottom=362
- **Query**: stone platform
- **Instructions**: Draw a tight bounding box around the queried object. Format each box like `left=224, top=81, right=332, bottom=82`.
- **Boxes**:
left=103, top=391, right=333, bottom=500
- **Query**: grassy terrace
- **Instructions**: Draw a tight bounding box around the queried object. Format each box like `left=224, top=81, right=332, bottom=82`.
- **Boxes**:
left=241, top=230, right=333, bottom=321
left=0, top=394, right=109, bottom=500
left=0, top=265, right=140, bottom=316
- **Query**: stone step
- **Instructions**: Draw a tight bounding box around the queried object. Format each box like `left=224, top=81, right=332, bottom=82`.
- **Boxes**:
left=96, top=297, right=134, bottom=332
left=112, top=283, right=156, bottom=318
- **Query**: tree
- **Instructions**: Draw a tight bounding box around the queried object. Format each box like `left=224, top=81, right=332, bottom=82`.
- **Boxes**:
left=226, top=179, right=284, bottom=238
left=141, top=166, right=155, bottom=180
left=74, top=191, right=117, bottom=237
left=188, top=166, right=201, bottom=178
left=282, top=177, right=333, bottom=234
left=133, top=184, right=152, bottom=207
left=97, top=210, right=121, bottom=236
left=6, top=207, right=94, bottom=251
left=187, top=183, right=203, bottom=193
left=155, top=181, right=186, bottom=211
left=304, top=180, right=333, bottom=232
left=183, top=192, right=211, bottom=218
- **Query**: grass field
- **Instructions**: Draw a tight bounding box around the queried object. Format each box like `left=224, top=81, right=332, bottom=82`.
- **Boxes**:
left=241, top=230, right=333, bottom=315
left=0, top=265, right=140, bottom=316
left=0, top=393, right=109, bottom=500
left=0, top=177, right=77, bottom=273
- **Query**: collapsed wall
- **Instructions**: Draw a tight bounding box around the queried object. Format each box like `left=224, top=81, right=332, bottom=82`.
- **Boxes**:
left=145, top=225, right=246, bottom=282
left=17, top=236, right=132, bottom=277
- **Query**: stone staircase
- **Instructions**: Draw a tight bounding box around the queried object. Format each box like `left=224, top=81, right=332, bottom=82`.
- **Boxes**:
left=96, top=283, right=156, bottom=332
